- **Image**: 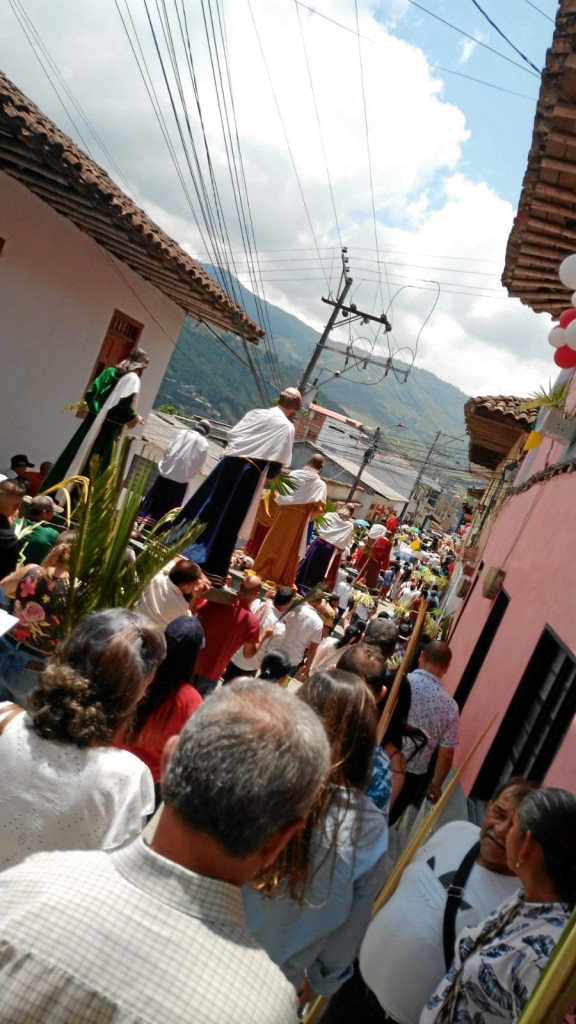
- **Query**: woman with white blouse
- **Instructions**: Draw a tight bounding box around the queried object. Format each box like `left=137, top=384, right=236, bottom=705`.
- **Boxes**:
left=0, top=608, right=165, bottom=870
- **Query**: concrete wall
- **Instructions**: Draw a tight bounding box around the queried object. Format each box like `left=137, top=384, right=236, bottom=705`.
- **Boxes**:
left=0, top=171, right=186, bottom=467
left=445, top=467, right=576, bottom=794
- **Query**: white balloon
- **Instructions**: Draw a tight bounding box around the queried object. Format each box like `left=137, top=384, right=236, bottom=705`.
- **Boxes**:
left=565, top=320, right=576, bottom=351
left=559, top=253, right=576, bottom=290
left=548, top=327, right=566, bottom=348
left=571, top=291, right=576, bottom=308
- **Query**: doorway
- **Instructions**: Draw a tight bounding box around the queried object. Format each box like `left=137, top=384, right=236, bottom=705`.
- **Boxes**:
left=471, top=628, right=576, bottom=800
left=454, top=588, right=509, bottom=710
left=85, top=309, right=144, bottom=389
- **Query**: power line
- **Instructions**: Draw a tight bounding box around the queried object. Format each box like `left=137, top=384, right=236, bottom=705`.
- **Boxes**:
left=191, top=244, right=503, bottom=263
left=293, top=0, right=342, bottom=252
left=295, top=0, right=539, bottom=95
left=212, top=0, right=284, bottom=391
left=404, top=0, right=541, bottom=79
left=224, top=254, right=502, bottom=277
left=8, top=0, right=140, bottom=201
left=468, top=0, right=542, bottom=74
left=245, top=0, right=331, bottom=292
left=522, top=0, right=555, bottom=24
left=350, top=0, right=385, bottom=315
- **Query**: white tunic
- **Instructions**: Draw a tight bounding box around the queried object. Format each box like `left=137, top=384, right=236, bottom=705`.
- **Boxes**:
left=158, top=429, right=209, bottom=483
left=0, top=704, right=154, bottom=870
left=225, top=406, right=295, bottom=465
left=276, top=469, right=327, bottom=508
left=316, top=512, right=355, bottom=551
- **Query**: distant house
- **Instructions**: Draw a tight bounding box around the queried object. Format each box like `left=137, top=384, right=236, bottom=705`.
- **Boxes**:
left=291, top=441, right=408, bottom=516
left=0, top=71, right=262, bottom=466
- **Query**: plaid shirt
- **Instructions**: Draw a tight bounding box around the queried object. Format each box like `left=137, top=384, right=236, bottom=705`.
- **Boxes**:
left=0, top=837, right=297, bottom=1023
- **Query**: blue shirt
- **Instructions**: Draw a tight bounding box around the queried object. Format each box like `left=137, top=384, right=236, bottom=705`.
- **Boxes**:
left=243, top=789, right=388, bottom=997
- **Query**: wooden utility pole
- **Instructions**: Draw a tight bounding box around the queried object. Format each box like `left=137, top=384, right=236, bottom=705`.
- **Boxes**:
left=346, top=427, right=381, bottom=502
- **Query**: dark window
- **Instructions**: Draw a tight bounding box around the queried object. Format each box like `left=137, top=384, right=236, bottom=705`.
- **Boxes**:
left=454, top=583, right=507, bottom=710
left=472, top=628, right=576, bottom=801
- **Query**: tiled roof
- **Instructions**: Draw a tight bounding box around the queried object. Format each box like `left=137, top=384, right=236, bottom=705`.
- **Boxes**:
left=309, top=404, right=363, bottom=428
left=466, top=395, right=539, bottom=424
left=0, top=71, right=263, bottom=342
left=464, top=395, right=537, bottom=472
left=502, top=0, right=576, bottom=317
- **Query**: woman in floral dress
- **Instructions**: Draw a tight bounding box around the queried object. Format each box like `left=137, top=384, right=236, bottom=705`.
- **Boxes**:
left=421, top=788, right=576, bottom=1024
left=0, top=534, right=73, bottom=705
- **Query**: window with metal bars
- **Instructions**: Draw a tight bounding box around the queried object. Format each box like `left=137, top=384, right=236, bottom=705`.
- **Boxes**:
left=471, top=627, right=576, bottom=801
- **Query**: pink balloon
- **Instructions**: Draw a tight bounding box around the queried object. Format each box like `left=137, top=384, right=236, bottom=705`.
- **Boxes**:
left=553, top=345, right=576, bottom=369
left=559, top=308, right=576, bottom=329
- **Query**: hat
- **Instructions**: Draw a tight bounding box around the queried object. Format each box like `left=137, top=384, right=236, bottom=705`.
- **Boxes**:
left=11, top=454, right=34, bottom=468
left=30, top=495, right=64, bottom=515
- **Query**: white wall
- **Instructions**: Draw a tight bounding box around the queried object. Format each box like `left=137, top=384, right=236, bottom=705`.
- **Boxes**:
left=0, top=171, right=186, bottom=466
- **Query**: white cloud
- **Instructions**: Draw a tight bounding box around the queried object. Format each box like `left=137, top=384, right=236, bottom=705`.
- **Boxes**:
left=0, top=0, right=555, bottom=398
left=458, top=38, right=477, bottom=64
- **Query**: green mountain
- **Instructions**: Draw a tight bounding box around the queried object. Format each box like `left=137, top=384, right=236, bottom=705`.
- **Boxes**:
left=154, top=270, right=468, bottom=445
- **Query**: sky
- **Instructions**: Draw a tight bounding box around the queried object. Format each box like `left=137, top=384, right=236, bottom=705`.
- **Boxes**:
left=1, top=0, right=564, bottom=398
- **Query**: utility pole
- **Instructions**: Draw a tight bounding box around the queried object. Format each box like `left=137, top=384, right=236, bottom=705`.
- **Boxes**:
left=399, top=430, right=442, bottom=522
left=346, top=427, right=382, bottom=502
left=297, top=250, right=392, bottom=405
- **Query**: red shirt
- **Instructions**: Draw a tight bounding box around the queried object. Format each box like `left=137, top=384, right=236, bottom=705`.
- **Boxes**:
left=385, top=514, right=398, bottom=534
left=195, top=599, right=260, bottom=681
left=119, top=683, right=202, bottom=783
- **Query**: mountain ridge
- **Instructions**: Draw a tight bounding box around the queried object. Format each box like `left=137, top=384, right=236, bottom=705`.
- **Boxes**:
left=154, top=268, right=469, bottom=448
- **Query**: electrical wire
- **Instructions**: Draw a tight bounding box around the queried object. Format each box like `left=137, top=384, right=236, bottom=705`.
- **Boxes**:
left=175, top=0, right=282, bottom=391
left=119, top=0, right=273, bottom=399
left=245, top=0, right=331, bottom=292
left=212, top=0, right=284, bottom=390
left=295, top=0, right=539, bottom=93
left=192, top=244, right=504, bottom=263
left=468, top=0, right=542, bottom=74
left=404, top=0, right=541, bottom=79
left=8, top=0, right=140, bottom=201
left=294, top=0, right=342, bottom=252
left=522, top=0, right=554, bottom=23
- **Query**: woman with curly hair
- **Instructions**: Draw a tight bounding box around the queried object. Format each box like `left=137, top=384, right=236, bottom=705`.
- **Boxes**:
left=243, top=667, right=388, bottom=1004
left=0, top=608, right=165, bottom=870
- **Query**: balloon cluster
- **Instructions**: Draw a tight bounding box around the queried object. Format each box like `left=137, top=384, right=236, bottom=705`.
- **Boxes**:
left=548, top=255, right=576, bottom=368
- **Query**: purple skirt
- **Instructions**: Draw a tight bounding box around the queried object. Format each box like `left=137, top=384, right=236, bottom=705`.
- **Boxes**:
left=296, top=536, right=334, bottom=593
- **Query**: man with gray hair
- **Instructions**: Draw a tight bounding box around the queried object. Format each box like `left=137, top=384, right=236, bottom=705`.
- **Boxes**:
left=0, top=681, right=330, bottom=1024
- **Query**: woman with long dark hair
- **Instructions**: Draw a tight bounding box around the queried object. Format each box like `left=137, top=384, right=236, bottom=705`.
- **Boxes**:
left=259, top=649, right=291, bottom=686
left=422, top=787, right=576, bottom=1024
left=120, top=615, right=204, bottom=792
left=243, top=667, right=388, bottom=1003
left=311, top=621, right=364, bottom=672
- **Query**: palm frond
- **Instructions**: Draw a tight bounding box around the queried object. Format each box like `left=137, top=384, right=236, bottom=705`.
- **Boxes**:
left=61, top=438, right=204, bottom=634
left=313, top=496, right=336, bottom=531
left=267, top=472, right=298, bottom=496
left=517, top=381, right=569, bottom=413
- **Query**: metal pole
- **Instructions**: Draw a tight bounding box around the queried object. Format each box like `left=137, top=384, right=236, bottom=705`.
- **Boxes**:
left=399, top=430, right=442, bottom=522
left=297, top=255, right=352, bottom=399
left=346, top=428, right=381, bottom=502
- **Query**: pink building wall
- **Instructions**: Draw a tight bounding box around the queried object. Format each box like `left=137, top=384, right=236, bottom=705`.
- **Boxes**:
left=444, top=448, right=576, bottom=794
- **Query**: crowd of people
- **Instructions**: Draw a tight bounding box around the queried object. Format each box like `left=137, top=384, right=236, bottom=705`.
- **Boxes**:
left=0, top=378, right=574, bottom=1023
